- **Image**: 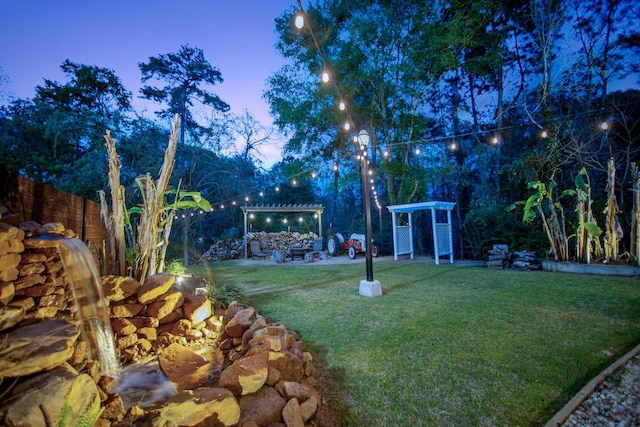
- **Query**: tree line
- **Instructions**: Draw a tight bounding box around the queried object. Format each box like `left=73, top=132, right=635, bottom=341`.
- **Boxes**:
left=1, top=0, right=639, bottom=263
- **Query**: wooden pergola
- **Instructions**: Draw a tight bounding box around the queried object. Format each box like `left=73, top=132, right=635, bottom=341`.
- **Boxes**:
left=240, top=204, right=324, bottom=259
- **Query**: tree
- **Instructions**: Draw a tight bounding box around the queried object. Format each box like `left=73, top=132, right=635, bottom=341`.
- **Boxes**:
left=231, top=109, right=275, bottom=164
left=139, top=44, right=230, bottom=146
left=139, top=44, right=231, bottom=265
left=0, top=60, right=131, bottom=198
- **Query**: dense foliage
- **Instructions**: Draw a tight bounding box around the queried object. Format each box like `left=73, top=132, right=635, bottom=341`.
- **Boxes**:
left=1, top=0, right=639, bottom=262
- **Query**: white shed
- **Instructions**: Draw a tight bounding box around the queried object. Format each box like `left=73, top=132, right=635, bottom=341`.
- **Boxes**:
left=386, top=201, right=456, bottom=264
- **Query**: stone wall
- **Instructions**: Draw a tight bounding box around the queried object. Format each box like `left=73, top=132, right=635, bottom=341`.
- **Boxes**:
left=0, top=217, right=332, bottom=426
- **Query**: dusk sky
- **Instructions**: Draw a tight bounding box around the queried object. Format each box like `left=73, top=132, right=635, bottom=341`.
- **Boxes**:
left=0, top=1, right=302, bottom=166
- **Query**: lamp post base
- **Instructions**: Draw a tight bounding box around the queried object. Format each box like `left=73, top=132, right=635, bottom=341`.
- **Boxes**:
left=359, top=279, right=382, bottom=297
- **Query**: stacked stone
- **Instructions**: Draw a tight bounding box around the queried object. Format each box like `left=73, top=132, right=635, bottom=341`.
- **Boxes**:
left=103, top=273, right=218, bottom=362
left=125, top=303, right=332, bottom=426
left=0, top=216, right=78, bottom=322
left=0, top=215, right=332, bottom=426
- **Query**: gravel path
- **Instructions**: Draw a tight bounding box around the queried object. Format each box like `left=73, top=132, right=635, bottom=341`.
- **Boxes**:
left=545, top=345, right=640, bottom=427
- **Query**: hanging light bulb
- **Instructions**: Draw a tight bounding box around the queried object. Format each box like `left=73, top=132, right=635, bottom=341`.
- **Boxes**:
left=298, top=217, right=304, bottom=223
left=415, top=147, right=422, bottom=155
left=220, top=204, right=225, bottom=209
left=321, top=71, right=330, bottom=83
left=294, top=13, right=304, bottom=29
left=333, top=164, right=338, bottom=172
left=540, top=130, right=548, bottom=139
left=275, top=186, right=280, bottom=192
left=266, top=217, right=271, bottom=223
left=292, top=178, right=298, bottom=186
left=344, top=122, right=350, bottom=131
left=383, top=150, right=390, bottom=157
left=339, top=100, right=346, bottom=111
left=259, top=191, right=264, bottom=197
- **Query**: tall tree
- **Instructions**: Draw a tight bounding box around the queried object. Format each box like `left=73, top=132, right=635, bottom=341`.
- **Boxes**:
left=139, top=44, right=230, bottom=265
left=0, top=60, right=131, bottom=198
left=139, top=44, right=230, bottom=146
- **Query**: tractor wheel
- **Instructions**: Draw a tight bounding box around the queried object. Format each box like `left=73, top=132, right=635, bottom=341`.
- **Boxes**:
left=327, top=235, right=340, bottom=256
left=372, top=244, right=379, bottom=257
left=348, top=246, right=357, bottom=259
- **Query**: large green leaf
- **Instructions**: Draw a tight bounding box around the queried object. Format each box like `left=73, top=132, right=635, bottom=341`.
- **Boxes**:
left=583, top=221, right=602, bottom=237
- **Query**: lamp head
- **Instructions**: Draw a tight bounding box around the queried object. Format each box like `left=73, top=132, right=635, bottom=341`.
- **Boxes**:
left=358, top=129, right=369, bottom=146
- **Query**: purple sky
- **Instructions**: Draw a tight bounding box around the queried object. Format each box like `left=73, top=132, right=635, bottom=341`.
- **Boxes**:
left=0, top=1, right=299, bottom=166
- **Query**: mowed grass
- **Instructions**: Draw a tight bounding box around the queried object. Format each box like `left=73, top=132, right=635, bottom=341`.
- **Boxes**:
left=189, top=259, right=640, bottom=426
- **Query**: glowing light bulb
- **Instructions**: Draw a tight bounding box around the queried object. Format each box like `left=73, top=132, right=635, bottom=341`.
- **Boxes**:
left=540, top=130, right=548, bottom=138
left=601, top=121, right=609, bottom=130
left=344, top=122, right=350, bottom=131
left=339, top=100, right=346, bottom=111
left=322, top=71, right=330, bottom=83
left=294, top=13, right=304, bottom=29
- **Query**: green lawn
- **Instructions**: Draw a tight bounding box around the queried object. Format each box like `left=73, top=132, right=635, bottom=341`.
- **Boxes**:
left=189, top=259, right=640, bottom=426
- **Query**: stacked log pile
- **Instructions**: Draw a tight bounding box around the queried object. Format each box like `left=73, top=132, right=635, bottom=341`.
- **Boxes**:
left=0, top=216, right=332, bottom=426
left=199, top=238, right=244, bottom=262
left=487, top=244, right=540, bottom=270
left=200, top=231, right=319, bottom=263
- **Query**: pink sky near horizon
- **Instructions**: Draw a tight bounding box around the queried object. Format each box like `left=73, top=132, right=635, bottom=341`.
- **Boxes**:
left=0, top=1, right=300, bottom=167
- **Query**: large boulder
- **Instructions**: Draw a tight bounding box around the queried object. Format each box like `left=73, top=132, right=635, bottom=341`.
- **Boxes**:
left=137, top=273, right=175, bottom=304
left=218, top=351, right=269, bottom=396
left=158, top=387, right=240, bottom=426
left=0, top=319, right=80, bottom=377
left=0, top=363, right=101, bottom=427
left=158, top=343, right=215, bottom=391
left=237, top=385, right=287, bottom=427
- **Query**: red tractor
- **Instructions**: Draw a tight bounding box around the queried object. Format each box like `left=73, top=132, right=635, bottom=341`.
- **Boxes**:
left=326, top=232, right=379, bottom=259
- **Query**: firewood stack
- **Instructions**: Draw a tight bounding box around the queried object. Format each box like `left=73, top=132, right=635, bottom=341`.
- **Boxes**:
left=487, top=244, right=540, bottom=270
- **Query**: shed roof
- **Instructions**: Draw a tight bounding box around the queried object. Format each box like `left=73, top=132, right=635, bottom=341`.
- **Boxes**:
left=386, top=201, right=455, bottom=213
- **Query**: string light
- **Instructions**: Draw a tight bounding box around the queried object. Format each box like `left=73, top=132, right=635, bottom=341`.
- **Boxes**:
left=339, top=100, right=346, bottom=111
left=321, top=71, right=330, bottom=83
left=294, top=13, right=304, bottom=29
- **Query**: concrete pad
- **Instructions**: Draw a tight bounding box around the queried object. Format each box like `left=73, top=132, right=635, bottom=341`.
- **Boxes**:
left=359, top=280, right=382, bottom=297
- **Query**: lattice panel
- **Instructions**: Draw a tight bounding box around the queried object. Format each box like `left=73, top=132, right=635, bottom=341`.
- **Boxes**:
left=435, top=223, right=452, bottom=254
left=396, top=226, right=412, bottom=254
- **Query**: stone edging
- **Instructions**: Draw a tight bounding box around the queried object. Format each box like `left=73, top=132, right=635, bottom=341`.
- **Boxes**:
left=540, top=260, right=640, bottom=276
left=544, top=343, right=640, bottom=427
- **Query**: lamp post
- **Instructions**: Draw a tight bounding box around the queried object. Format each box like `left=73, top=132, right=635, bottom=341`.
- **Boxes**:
left=357, top=130, right=382, bottom=297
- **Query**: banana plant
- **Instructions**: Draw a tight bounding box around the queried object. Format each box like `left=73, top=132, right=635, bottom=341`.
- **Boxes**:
left=574, top=167, right=603, bottom=263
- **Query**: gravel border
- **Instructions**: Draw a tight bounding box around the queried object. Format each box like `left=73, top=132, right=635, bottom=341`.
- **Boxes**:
left=546, top=344, right=640, bottom=426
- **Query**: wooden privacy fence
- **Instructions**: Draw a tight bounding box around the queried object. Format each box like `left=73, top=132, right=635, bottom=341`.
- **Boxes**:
left=0, top=166, right=109, bottom=271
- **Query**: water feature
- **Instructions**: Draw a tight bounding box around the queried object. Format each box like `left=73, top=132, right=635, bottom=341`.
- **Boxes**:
left=54, top=237, right=121, bottom=378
